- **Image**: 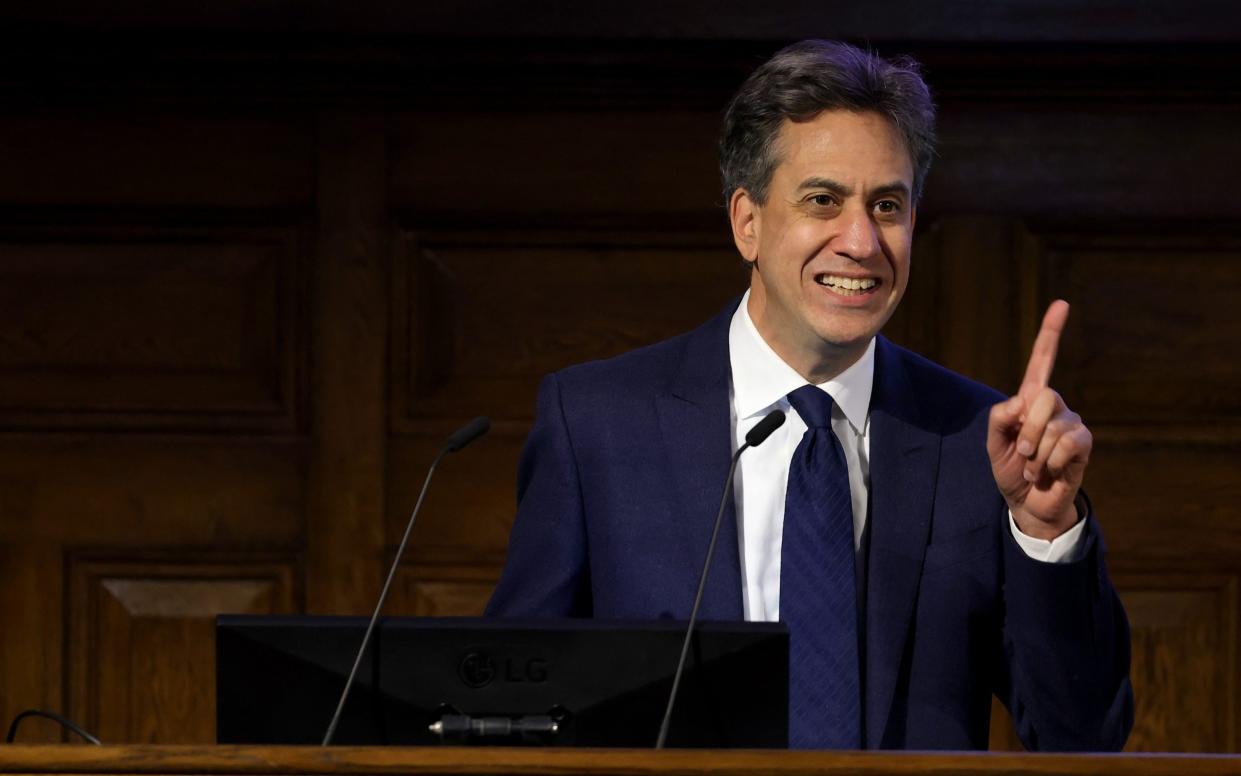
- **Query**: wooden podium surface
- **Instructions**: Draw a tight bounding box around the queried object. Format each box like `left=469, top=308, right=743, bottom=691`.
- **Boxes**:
left=0, top=746, right=1238, bottom=776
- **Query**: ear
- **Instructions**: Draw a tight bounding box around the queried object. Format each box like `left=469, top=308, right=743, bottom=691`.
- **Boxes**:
left=729, top=188, right=760, bottom=263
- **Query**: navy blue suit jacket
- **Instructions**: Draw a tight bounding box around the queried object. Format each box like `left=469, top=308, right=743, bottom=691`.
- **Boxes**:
left=487, top=300, right=1133, bottom=750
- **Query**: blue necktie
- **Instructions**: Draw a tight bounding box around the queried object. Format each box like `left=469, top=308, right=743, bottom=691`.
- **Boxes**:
left=781, top=385, right=861, bottom=749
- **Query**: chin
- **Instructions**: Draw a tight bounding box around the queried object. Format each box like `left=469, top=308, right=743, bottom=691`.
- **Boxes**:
left=812, top=328, right=877, bottom=354
left=808, top=314, right=882, bottom=350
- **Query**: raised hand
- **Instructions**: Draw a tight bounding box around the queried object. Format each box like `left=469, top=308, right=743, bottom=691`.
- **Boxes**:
left=987, top=300, right=1092, bottom=540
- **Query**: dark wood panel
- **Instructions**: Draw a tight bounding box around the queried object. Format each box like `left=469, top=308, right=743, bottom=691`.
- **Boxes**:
left=390, top=113, right=722, bottom=222
left=928, top=108, right=1241, bottom=221
left=897, top=217, right=1038, bottom=391
left=876, top=221, right=942, bottom=368
left=386, top=433, right=523, bottom=567
left=0, top=436, right=305, bottom=546
left=393, top=231, right=747, bottom=426
left=987, top=698, right=1021, bottom=752
left=0, top=226, right=302, bottom=431
left=1114, top=575, right=1239, bottom=752
left=1075, top=436, right=1240, bottom=567
left=0, top=543, right=64, bottom=743
left=1039, top=233, right=1241, bottom=428
left=391, top=565, right=498, bottom=617
left=66, top=558, right=297, bottom=744
left=906, top=217, right=1241, bottom=431
left=0, top=115, right=311, bottom=208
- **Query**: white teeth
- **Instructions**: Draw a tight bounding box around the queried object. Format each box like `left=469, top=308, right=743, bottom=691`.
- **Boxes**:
left=815, top=274, right=877, bottom=292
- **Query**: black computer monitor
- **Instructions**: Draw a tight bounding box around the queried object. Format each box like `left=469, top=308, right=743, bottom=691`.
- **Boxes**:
left=216, top=615, right=787, bottom=748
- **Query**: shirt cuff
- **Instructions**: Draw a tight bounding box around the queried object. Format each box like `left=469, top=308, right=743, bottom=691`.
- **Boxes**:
left=1007, top=510, right=1088, bottom=563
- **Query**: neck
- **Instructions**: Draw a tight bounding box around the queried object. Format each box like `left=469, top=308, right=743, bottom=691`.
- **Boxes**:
left=746, top=293, right=869, bottom=385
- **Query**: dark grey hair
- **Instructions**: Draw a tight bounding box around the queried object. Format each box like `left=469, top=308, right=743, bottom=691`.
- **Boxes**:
left=720, top=40, right=937, bottom=205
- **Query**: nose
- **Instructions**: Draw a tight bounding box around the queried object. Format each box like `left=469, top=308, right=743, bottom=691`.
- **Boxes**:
left=832, top=204, right=883, bottom=262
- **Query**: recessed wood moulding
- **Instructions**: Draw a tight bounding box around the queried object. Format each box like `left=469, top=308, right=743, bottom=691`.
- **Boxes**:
left=391, top=563, right=500, bottom=618
left=392, top=230, right=746, bottom=429
left=0, top=226, right=303, bottom=431
left=1084, top=436, right=1241, bottom=567
left=67, top=556, right=298, bottom=744
left=1037, top=231, right=1241, bottom=429
left=1113, top=574, right=1239, bottom=753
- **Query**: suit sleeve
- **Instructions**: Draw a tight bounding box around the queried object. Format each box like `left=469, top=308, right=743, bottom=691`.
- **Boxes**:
left=996, top=500, right=1134, bottom=751
left=485, top=372, right=592, bottom=617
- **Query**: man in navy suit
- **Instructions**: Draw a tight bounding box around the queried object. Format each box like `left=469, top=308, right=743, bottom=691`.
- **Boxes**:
left=486, top=40, right=1133, bottom=750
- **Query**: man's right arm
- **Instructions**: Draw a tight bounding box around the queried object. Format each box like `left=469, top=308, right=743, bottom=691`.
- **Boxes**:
left=485, top=372, right=592, bottom=617
left=996, top=498, right=1134, bottom=751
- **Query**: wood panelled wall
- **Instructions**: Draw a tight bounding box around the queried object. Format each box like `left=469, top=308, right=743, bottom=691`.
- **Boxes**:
left=0, top=6, right=1238, bottom=754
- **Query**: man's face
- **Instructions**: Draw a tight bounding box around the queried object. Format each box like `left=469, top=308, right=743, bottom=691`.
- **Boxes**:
left=731, top=109, right=916, bottom=378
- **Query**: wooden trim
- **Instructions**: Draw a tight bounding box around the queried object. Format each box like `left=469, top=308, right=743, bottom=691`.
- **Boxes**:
left=0, top=745, right=1238, bottom=776
left=303, top=114, right=389, bottom=614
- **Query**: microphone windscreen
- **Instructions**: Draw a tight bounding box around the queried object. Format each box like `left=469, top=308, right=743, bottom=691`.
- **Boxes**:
left=745, top=409, right=786, bottom=447
left=445, top=416, right=491, bottom=453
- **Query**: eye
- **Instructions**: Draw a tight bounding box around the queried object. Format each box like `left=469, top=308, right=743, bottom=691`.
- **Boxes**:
left=807, top=193, right=837, bottom=207
left=873, top=199, right=902, bottom=216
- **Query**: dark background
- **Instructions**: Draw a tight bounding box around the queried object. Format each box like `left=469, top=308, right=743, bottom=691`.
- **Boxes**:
left=0, top=0, right=1238, bottom=751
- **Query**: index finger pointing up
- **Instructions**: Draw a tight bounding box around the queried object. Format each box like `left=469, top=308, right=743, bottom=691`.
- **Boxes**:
left=1020, top=299, right=1070, bottom=398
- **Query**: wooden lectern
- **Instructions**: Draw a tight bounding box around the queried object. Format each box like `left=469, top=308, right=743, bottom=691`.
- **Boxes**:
left=0, top=746, right=1238, bottom=776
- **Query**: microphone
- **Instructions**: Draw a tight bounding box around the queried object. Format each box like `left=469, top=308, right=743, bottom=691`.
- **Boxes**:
left=746, top=409, right=787, bottom=448
left=445, top=416, right=490, bottom=453
left=321, top=416, right=491, bottom=746
left=655, top=408, right=785, bottom=749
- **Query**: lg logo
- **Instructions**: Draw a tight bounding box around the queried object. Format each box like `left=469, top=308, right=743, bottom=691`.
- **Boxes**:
left=458, top=652, right=549, bottom=688
left=457, top=653, right=496, bottom=688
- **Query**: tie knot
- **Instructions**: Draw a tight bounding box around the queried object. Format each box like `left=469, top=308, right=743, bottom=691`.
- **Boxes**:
left=787, top=385, right=836, bottom=429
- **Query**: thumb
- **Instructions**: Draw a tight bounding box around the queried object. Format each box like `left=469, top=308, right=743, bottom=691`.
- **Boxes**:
left=987, top=396, right=1023, bottom=460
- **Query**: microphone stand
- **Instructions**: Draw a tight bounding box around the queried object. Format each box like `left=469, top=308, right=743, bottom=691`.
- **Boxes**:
left=655, top=409, right=785, bottom=749
left=321, top=417, right=490, bottom=746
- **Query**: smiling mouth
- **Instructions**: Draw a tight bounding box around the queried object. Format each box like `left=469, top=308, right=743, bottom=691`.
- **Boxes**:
left=814, top=273, right=879, bottom=296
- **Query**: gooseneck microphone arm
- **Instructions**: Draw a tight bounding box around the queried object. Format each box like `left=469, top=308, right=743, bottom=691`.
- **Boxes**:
left=655, top=409, right=786, bottom=749
left=321, top=416, right=490, bottom=746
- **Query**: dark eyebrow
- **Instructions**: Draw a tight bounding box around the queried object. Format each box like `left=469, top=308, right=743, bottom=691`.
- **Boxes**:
left=870, top=181, right=911, bottom=200
left=797, top=177, right=852, bottom=196
left=797, top=177, right=911, bottom=200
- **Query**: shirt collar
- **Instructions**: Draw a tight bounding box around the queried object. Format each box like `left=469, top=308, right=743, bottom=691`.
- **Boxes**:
left=728, top=289, right=875, bottom=435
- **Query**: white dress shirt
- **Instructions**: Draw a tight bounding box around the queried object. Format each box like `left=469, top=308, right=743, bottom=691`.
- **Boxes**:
left=727, top=291, right=1086, bottom=622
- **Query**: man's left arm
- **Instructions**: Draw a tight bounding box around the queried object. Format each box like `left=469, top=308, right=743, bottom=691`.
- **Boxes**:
left=987, top=301, right=1135, bottom=751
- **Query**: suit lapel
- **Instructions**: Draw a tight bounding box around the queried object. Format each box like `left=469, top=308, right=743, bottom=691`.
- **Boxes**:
left=654, top=301, right=744, bottom=620
left=864, top=337, right=940, bottom=748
